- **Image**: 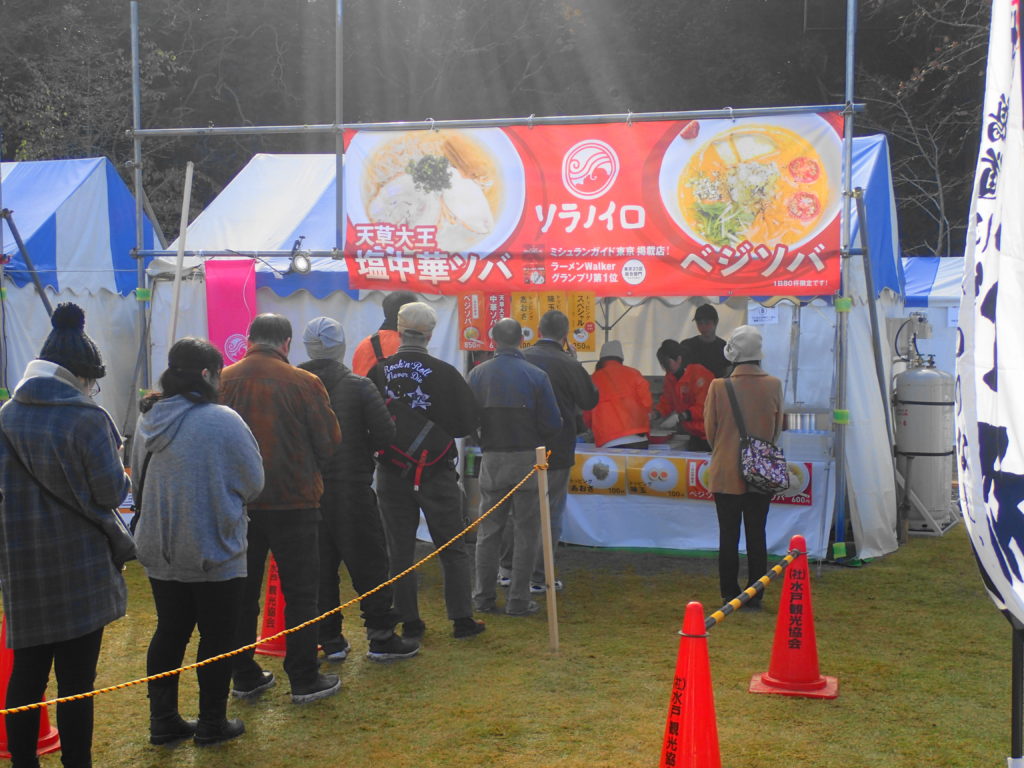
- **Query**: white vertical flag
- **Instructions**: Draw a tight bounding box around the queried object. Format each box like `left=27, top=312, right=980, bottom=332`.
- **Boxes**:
left=957, top=0, right=1024, bottom=625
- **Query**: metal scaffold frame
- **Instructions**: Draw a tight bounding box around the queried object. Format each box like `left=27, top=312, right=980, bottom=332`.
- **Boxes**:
left=126, top=0, right=870, bottom=552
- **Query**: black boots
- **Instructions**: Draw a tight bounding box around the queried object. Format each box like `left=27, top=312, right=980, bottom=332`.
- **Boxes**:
left=148, top=681, right=197, bottom=746
left=194, top=689, right=245, bottom=746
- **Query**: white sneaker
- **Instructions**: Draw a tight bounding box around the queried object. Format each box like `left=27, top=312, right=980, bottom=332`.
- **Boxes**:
left=529, top=580, right=563, bottom=594
left=496, top=575, right=511, bottom=588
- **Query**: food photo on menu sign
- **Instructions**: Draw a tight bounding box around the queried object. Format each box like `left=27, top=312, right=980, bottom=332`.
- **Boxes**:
left=342, top=113, right=843, bottom=297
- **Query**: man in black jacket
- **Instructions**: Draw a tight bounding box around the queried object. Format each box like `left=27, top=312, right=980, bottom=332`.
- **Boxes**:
left=515, top=310, right=599, bottom=593
left=299, top=317, right=420, bottom=662
left=371, top=302, right=485, bottom=640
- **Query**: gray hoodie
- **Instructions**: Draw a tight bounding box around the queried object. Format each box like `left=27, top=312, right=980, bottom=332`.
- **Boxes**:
left=131, top=395, right=264, bottom=582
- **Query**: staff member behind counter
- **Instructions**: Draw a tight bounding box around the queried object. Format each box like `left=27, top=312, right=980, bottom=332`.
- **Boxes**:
left=680, top=303, right=730, bottom=379
left=584, top=340, right=652, bottom=450
left=654, top=339, right=713, bottom=452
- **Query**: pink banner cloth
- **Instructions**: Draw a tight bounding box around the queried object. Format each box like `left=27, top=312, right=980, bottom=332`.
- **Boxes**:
left=205, top=259, right=257, bottom=364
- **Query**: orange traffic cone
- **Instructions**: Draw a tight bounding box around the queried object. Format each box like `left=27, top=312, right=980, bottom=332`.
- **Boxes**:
left=0, top=618, right=61, bottom=758
left=659, top=601, right=720, bottom=768
left=255, top=556, right=287, bottom=658
left=749, top=534, right=838, bottom=698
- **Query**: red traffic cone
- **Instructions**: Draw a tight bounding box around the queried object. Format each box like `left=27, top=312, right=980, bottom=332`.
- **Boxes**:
left=255, top=556, right=287, bottom=658
left=749, top=534, right=838, bottom=698
left=659, top=601, right=721, bottom=768
left=0, top=618, right=61, bottom=758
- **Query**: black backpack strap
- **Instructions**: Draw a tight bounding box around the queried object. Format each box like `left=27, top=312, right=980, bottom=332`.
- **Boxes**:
left=370, top=332, right=385, bottom=363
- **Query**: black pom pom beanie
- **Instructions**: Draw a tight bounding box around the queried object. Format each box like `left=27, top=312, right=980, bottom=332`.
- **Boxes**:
left=38, top=302, right=106, bottom=380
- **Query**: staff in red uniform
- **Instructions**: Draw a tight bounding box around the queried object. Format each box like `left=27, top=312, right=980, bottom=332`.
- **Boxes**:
left=584, top=340, right=652, bottom=449
left=655, top=339, right=713, bottom=451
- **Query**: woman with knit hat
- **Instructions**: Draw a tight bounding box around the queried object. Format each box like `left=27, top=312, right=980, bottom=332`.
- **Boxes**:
left=0, top=303, right=129, bottom=767
left=703, top=325, right=784, bottom=610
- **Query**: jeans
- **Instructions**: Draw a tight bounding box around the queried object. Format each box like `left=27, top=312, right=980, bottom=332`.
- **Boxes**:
left=377, top=466, right=474, bottom=622
left=5, top=628, right=104, bottom=768
left=148, top=577, right=246, bottom=721
left=474, top=450, right=541, bottom=614
left=318, top=482, right=399, bottom=637
left=713, top=491, right=771, bottom=600
left=233, top=509, right=320, bottom=688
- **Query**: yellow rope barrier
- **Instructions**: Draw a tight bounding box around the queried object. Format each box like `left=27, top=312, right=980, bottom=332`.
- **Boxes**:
left=0, top=458, right=550, bottom=716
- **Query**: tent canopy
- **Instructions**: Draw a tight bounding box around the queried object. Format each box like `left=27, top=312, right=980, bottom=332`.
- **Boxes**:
left=167, top=134, right=901, bottom=301
left=902, top=256, right=963, bottom=307
left=1, top=158, right=155, bottom=296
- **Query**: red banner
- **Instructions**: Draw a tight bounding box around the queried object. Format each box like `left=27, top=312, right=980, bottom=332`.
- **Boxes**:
left=342, top=113, right=843, bottom=297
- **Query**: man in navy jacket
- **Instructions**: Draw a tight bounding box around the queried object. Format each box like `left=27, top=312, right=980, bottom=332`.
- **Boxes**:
left=468, top=318, right=561, bottom=616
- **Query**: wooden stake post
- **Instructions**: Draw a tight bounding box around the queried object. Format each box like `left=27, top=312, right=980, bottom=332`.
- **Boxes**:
left=535, top=445, right=559, bottom=652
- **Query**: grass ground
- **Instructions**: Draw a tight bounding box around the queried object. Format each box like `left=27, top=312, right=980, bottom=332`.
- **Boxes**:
left=19, top=521, right=1013, bottom=767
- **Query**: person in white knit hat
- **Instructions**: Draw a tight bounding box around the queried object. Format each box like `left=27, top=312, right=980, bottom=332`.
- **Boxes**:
left=703, top=325, right=784, bottom=610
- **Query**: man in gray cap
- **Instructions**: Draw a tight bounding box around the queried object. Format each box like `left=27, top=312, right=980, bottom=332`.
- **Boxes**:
left=298, top=317, right=419, bottom=663
left=371, top=302, right=485, bottom=640
left=468, top=318, right=562, bottom=616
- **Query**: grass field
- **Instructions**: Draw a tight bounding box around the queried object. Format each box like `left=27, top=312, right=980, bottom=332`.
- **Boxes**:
left=17, top=520, right=1014, bottom=767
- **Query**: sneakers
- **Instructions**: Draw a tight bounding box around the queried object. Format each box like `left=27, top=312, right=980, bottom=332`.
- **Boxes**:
left=290, top=672, right=341, bottom=704
left=321, top=635, right=351, bottom=662
left=505, top=600, right=541, bottom=617
left=529, top=580, right=564, bottom=594
left=401, top=619, right=426, bottom=639
left=452, top=617, right=486, bottom=638
left=230, top=670, right=276, bottom=699
left=366, top=633, right=421, bottom=662
left=496, top=575, right=511, bottom=588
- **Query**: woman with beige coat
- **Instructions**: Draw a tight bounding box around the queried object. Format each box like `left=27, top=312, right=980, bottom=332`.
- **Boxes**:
left=703, top=325, right=784, bottom=609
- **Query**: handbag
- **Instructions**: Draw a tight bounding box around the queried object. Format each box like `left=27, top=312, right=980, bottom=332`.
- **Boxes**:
left=723, top=379, right=789, bottom=496
left=0, top=424, right=137, bottom=567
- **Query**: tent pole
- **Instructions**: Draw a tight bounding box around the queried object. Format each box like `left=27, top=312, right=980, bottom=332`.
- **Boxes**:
left=335, top=0, right=345, bottom=255
left=130, top=0, right=150, bottom=391
left=831, top=0, right=858, bottom=560
left=0, top=211, right=53, bottom=317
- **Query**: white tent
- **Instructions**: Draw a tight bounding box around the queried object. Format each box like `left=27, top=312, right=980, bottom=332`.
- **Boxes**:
left=1, top=158, right=156, bottom=431
left=150, top=135, right=904, bottom=558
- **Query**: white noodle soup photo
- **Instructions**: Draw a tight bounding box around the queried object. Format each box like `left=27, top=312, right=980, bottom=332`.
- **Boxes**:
left=775, top=462, right=811, bottom=498
left=658, top=114, right=842, bottom=250
left=344, top=128, right=526, bottom=254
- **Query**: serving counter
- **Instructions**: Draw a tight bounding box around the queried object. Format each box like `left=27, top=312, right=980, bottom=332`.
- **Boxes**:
left=560, top=442, right=835, bottom=558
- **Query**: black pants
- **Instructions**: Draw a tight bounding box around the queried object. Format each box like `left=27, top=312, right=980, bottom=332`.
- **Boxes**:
left=233, top=509, right=320, bottom=688
left=714, top=491, right=771, bottom=600
left=318, top=482, right=398, bottom=638
left=5, top=628, right=103, bottom=768
left=147, top=577, right=246, bottom=721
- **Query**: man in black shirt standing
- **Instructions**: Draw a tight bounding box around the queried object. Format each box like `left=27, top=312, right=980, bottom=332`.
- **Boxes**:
left=372, top=302, right=486, bottom=641
left=680, top=303, right=730, bottom=379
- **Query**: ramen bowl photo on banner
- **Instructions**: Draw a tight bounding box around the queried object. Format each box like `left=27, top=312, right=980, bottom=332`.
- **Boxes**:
left=570, top=453, right=628, bottom=496
left=342, top=114, right=843, bottom=298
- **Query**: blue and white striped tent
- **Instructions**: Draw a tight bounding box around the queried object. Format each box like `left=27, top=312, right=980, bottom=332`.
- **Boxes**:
left=1, top=157, right=156, bottom=425
left=900, top=256, right=963, bottom=375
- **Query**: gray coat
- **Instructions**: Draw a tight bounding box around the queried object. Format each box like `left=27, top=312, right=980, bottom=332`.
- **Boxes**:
left=132, top=395, right=264, bottom=582
left=0, top=361, right=129, bottom=649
